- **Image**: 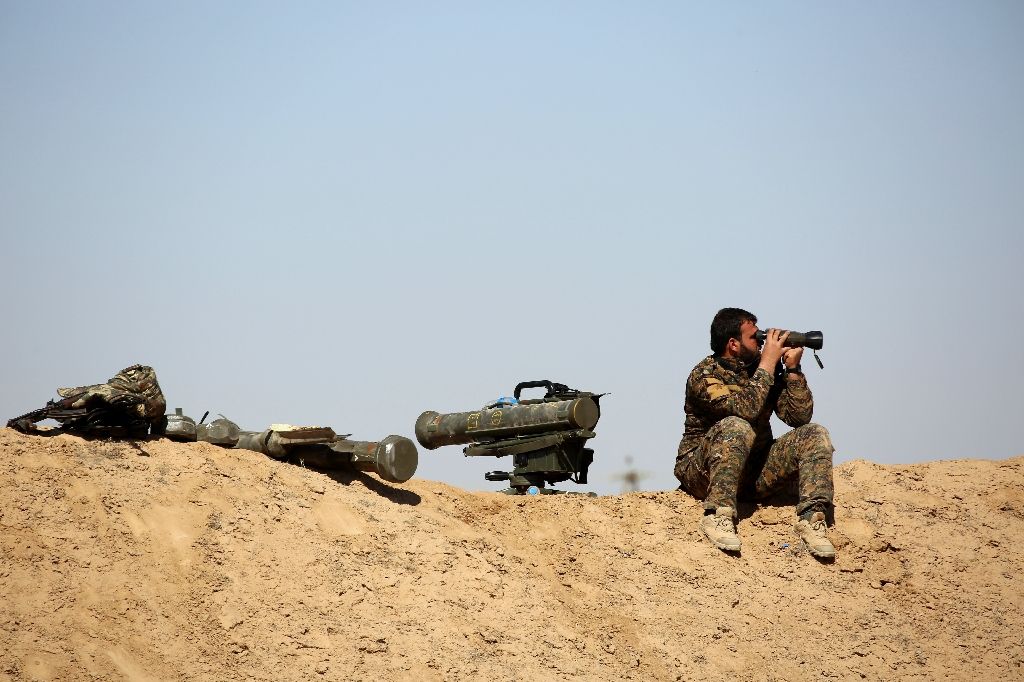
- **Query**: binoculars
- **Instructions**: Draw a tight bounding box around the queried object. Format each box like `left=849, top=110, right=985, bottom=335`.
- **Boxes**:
left=754, top=329, right=824, bottom=351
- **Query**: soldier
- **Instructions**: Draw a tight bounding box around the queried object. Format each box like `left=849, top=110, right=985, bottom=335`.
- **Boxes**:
left=674, top=308, right=836, bottom=558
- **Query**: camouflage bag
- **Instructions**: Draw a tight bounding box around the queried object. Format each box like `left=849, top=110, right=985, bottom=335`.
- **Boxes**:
left=7, top=364, right=167, bottom=438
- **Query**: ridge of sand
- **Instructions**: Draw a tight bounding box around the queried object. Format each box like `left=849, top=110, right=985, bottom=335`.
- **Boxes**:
left=1, top=427, right=1022, bottom=681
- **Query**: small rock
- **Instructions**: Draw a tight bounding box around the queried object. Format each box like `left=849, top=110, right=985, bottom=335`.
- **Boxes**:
left=359, top=638, right=388, bottom=654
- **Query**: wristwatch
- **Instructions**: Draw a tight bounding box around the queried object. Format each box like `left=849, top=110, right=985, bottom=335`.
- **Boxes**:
left=785, top=365, right=803, bottom=375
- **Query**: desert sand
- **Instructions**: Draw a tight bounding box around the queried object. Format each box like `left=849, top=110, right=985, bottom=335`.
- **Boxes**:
left=1, top=427, right=1021, bottom=681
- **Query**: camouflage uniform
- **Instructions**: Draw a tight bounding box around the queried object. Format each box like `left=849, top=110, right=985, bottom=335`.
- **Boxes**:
left=57, top=364, right=166, bottom=426
left=8, top=364, right=167, bottom=437
left=675, top=355, right=833, bottom=517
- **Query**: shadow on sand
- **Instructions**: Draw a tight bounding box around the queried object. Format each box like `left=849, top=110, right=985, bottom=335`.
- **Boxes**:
left=303, top=464, right=422, bottom=507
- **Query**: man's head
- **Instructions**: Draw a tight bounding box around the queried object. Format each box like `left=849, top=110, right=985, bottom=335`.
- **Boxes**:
left=710, top=307, right=760, bottom=362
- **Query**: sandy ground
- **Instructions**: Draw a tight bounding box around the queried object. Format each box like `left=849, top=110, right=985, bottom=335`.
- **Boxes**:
left=1, top=427, right=1022, bottom=681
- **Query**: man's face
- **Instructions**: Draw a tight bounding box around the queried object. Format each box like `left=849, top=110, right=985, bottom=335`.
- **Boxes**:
left=736, top=320, right=761, bottom=363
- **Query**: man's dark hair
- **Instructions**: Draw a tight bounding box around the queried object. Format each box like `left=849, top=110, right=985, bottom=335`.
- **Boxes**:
left=710, top=308, right=757, bottom=354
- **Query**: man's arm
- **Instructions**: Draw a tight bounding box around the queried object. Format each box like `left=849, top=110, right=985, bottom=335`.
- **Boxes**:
left=775, top=347, right=813, bottom=426
left=776, top=371, right=814, bottom=426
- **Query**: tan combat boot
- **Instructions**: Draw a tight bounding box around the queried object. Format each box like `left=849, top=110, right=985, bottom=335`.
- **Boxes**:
left=700, top=506, right=741, bottom=552
left=794, top=511, right=836, bottom=559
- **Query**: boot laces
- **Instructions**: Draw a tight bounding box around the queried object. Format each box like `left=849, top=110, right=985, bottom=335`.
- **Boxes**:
left=804, top=514, right=827, bottom=536
left=714, top=514, right=736, bottom=533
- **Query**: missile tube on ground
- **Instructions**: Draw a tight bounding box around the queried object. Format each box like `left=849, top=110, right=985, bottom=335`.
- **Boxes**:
left=234, top=431, right=418, bottom=483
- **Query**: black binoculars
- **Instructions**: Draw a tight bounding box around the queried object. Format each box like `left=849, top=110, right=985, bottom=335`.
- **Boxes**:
left=754, top=329, right=824, bottom=350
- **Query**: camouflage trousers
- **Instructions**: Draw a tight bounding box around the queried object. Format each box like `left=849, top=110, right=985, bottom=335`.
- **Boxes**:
left=674, top=417, right=834, bottom=517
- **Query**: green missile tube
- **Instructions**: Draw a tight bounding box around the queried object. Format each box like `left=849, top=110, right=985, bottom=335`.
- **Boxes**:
left=415, top=397, right=600, bottom=450
left=234, top=430, right=418, bottom=483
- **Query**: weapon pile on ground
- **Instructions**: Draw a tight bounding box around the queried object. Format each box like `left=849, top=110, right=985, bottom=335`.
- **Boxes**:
left=7, top=365, right=418, bottom=485
left=7, top=368, right=613, bottom=491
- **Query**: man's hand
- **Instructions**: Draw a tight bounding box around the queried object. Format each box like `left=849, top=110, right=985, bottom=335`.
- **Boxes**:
left=782, top=346, right=804, bottom=369
left=758, top=328, right=789, bottom=373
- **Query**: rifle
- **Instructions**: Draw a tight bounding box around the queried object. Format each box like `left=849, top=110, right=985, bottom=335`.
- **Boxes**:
left=7, top=398, right=151, bottom=438
left=6, top=398, right=83, bottom=432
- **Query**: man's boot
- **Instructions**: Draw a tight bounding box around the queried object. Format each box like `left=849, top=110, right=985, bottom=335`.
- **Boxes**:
left=700, top=506, right=741, bottom=552
left=794, top=511, right=836, bottom=559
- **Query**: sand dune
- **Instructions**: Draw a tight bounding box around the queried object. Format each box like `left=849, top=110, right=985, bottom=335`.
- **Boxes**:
left=1, top=428, right=1021, bottom=681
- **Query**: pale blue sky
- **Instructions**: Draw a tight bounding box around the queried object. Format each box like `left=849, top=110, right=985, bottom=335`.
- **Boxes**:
left=2, top=2, right=1021, bottom=493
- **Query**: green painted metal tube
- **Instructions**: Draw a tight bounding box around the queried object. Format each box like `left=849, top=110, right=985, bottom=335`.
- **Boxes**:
left=415, top=397, right=600, bottom=450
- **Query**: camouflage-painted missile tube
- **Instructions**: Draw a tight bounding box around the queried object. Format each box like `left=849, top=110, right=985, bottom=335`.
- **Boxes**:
left=234, top=429, right=418, bottom=483
left=415, top=397, right=600, bottom=450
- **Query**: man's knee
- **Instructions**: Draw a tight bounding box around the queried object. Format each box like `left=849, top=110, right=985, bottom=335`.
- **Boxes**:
left=792, top=423, right=834, bottom=456
left=709, top=416, right=756, bottom=447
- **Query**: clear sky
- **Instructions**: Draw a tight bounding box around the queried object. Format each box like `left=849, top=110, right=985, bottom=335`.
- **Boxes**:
left=2, top=2, right=1021, bottom=494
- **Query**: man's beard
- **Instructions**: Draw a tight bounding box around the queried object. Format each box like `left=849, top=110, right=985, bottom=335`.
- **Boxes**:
left=738, top=345, right=761, bottom=365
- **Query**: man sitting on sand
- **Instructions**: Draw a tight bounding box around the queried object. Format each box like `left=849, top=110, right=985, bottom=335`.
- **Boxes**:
left=674, top=308, right=836, bottom=558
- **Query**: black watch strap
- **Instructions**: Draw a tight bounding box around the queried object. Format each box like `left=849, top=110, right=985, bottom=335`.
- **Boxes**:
left=785, top=365, right=803, bottom=375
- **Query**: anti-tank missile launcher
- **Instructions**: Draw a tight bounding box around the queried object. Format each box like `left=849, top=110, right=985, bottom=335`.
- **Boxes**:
left=415, top=380, right=603, bottom=494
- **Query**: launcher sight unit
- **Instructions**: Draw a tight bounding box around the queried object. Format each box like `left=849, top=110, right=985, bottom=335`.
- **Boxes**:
left=415, top=380, right=603, bottom=494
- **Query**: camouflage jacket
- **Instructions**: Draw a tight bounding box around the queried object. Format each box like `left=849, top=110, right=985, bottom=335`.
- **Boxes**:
left=678, top=355, right=813, bottom=456
left=57, top=364, right=166, bottom=426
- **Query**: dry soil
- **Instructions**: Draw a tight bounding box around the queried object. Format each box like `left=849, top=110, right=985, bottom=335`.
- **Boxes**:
left=1, top=428, right=1022, bottom=681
